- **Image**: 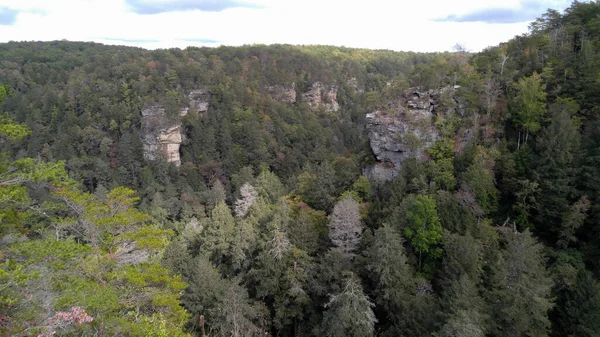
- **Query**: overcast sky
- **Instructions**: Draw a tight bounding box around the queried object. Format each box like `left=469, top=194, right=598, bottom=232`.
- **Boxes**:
left=0, top=0, right=573, bottom=52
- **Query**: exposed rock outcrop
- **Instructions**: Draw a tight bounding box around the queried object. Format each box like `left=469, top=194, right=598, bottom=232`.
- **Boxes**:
left=115, top=242, right=150, bottom=266
left=366, top=87, right=455, bottom=171
left=157, top=126, right=183, bottom=164
left=141, top=106, right=183, bottom=166
left=347, top=77, right=364, bottom=94
left=141, top=89, right=210, bottom=166
left=187, top=89, right=210, bottom=113
left=362, top=164, right=399, bottom=185
left=141, top=105, right=166, bottom=117
left=302, top=82, right=339, bottom=112
left=266, top=83, right=297, bottom=103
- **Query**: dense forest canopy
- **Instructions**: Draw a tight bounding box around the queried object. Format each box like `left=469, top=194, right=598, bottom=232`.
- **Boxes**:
left=2, top=1, right=600, bottom=336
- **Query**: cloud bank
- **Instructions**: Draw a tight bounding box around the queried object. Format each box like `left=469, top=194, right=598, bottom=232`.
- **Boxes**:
left=435, top=0, right=570, bottom=24
left=124, top=0, right=263, bottom=14
left=0, top=7, right=18, bottom=25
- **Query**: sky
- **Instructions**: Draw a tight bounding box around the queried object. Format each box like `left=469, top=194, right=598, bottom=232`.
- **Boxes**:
left=0, top=0, right=574, bottom=52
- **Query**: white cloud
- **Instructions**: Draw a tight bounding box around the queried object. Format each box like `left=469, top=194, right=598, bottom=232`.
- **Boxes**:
left=0, top=0, right=569, bottom=52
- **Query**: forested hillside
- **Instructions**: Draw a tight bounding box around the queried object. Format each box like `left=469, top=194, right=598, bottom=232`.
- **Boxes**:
left=2, top=1, right=600, bottom=336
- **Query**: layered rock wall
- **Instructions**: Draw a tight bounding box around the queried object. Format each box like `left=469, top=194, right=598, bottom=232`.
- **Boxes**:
left=366, top=88, right=452, bottom=171
left=302, top=82, right=339, bottom=112
left=266, top=83, right=297, bottom=103
left=141, top=89, right=210, bottom=166
left=185, top=89, right=210, bottom=114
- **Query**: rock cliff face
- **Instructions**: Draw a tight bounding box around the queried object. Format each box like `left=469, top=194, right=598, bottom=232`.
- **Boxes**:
left=141, top=90, right=210, bottom=166
left=302, top=81, right=339, bottom=112
left=156, top=126, right=183, bottom=164
left=141, top=106, right=184, bottom=166
left=265, top=81, right=343, bottom=111
left=266, top=83, right=297, bottom=103
left=115, top=242, right=150, bottom=266
left=186, top=89, right=210, bottom=113
left=366, top=88, right=453, bottom=171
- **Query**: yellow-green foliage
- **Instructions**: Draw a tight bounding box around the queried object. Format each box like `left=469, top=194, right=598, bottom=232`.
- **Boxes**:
left=512, top=72, right=547, bottom=135
left=0, top=85, right=30, bottom=140
left=426, top=157, right=456, bottom=191
left=115, top=263, right=186, bottom=290
left=350, top=175, right=372, bottom=201
left=427, top=138, right=455, bottom=160
left=0, top=259, right=32, bottom=308
left=121, top=313, right=192, bottom=337
left=0, top=159, right=71, bottom=235
left=0, top=183, right=190, bottom=336
left=9, top=238, right=92, bottom=269
left=0, top=116, right=30, bottom=140
left=426, top=138, right=457, bottom=190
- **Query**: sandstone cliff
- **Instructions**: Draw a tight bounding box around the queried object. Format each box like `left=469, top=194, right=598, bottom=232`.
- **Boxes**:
left=141, top=90, right=210, bottom=166
left=266, top=83, right=297, bottom=103
left=183, top=89, right=210, bottom=115
left=265, top=80, right=343, bottom=111
left=366, top=87, right=461, bottom=174
left=302, top=81, right=339, bottom=112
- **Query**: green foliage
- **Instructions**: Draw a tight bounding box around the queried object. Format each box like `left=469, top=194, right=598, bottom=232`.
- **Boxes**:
left=0, top=115, right=30, bottom=140
left=425, top=138, right=456, bottom=191
left=181, top=255, right=227, bottom=331
left=426, top=157, right=456, bottom=191
left=255, top=169, right=286, bottom=204
left=200, top=201, right=236, bottom=263
left=463, top=160, right=498, bottom=214
left=435, top=190, right=476, bottom=234
left=130, top=313, right=191, bottom=337
left=0, top=258, right=33, bottom=310
left=436, top=276, right=487, bottom=337
left=320, top=275, right=377, bottom=337
left=161, top=238, right=190, bottom=277
left=427, top=138, right=455, bottom=160
left=438, top=233, right=481, bottom=290
left=2, top=11, right=600, bottom=334
left=287, top=205, right=324, bottom=255
left=512, top=73, right=547, bottom=142
left=0, top=86, right=29, bottom=140
left=532, top=98, right=582, bottom=243
left=350, top=175, right=372, bottom=201
left=487, top=230, right=553, bottom=337
left=404, top=194, right=443, bottom=271
left=365, top=225, right=412, bottom=318
left=297, top=163, right=336, bottom=211
left=248, top=245, right=311, bottom=331
left=9, top=238, right=92, bottom=268
left=551, top=269, right=600, bottom=337
left=0, top=158, right=70, bottom=235
left=0, top=182, right=189, bottom=335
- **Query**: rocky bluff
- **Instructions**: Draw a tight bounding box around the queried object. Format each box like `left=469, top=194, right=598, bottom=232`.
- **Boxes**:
left=266, top=81, right=341, bottom=112
left=141, top=81, right=349, bottom=166
left=141, top=89, right=210, bottom=166
left=366, top=86, right=468, bottom=177
left=141, top=81, right=464, bottom=172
